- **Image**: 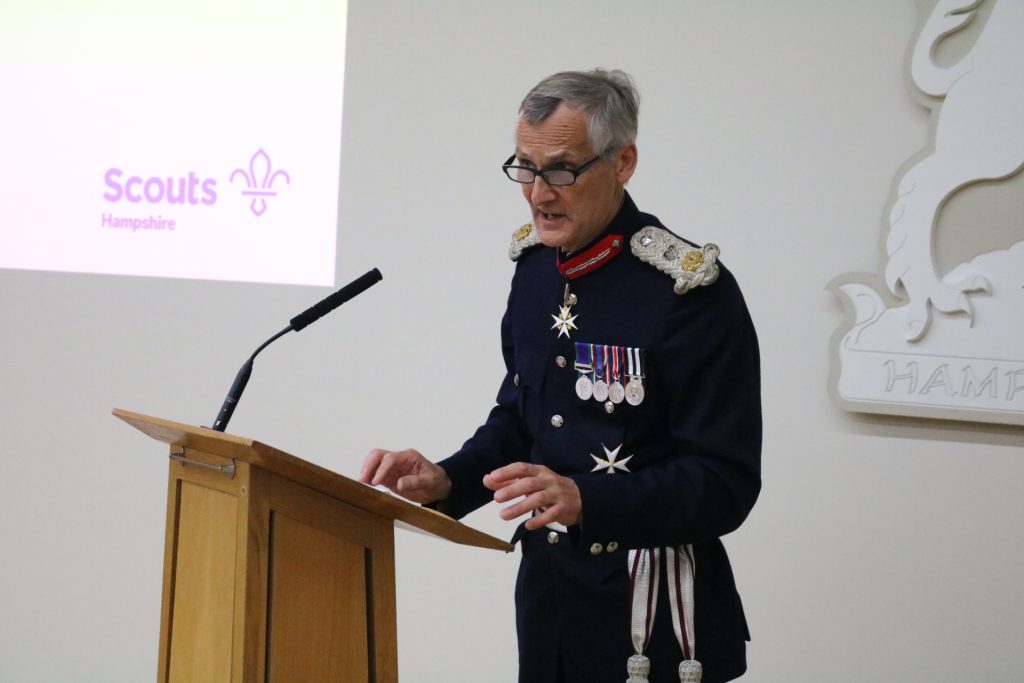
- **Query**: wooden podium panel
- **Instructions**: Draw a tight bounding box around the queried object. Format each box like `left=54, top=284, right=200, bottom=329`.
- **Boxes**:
left=263, top=473, right=395, bottom=682
left=158, top=455, right=397, bottom=683
left=268, top=513, right=371, bottom=680
left=165, top=479, right=239, bottom=681
left=116, top=409, right=510, bottom=683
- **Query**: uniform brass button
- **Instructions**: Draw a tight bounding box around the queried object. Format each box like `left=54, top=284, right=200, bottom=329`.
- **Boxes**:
left=550, top=415, right=564, bottom=428
left=513, top=373, right=519, bottom=386
left=555, top=355, right=567, bottom=368
left=590, top=543, right=604, bottom=555
left=604, top=401, right=615, bottom=414
left=607, top=541, right=619, bottom=553
left=547, top=531, right=560, bottom=545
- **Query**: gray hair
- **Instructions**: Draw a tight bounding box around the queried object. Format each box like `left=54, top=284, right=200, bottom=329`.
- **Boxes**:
left=518, top=69, right=639, bottom=155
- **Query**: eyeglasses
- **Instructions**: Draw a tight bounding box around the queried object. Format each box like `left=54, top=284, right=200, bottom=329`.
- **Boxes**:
left=501, top=153, right=603, bottom=186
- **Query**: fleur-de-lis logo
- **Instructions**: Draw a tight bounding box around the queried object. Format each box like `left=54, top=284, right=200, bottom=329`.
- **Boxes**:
left=231, top=148, right=290, bottom=216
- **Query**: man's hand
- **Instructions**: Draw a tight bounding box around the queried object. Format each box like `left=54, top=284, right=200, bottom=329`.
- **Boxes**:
left=359, top=448, right=452, bottom=504
left=484, top=462, right=582, bottom=530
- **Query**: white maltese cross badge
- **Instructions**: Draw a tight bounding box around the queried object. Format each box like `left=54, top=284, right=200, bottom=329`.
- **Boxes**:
left=590, top=443, right=633, bottom=473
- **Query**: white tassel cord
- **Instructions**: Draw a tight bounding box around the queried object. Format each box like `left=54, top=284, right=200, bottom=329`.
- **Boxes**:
left=666, top=545, right=701, bottom=682
left=626, top=548, right=660, bottom=683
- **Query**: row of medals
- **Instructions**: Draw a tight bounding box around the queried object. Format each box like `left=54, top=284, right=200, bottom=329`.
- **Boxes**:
left=574, top=345, right=646, bottom=406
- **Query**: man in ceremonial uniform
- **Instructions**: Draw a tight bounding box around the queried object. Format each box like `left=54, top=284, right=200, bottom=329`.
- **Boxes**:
left=361, top=69, right=761, bottom=683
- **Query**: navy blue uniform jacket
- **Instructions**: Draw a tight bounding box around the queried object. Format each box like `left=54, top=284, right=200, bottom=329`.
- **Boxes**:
left=437, top=194, right=761, bottom=683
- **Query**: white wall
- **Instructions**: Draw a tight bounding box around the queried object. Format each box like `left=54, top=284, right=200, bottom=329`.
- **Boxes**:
left=1, top=1, right=1021, bottom=681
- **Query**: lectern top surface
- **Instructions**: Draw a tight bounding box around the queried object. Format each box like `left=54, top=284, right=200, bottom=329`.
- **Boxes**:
left=113, top=408, right=514, bottom=553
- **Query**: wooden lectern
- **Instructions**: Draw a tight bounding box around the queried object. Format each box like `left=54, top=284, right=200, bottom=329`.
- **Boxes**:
left=114, top=409, right=512, bottom=683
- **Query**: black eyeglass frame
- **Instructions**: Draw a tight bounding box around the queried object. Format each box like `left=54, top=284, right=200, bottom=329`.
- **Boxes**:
left=501, top=153, right=603, bottom=186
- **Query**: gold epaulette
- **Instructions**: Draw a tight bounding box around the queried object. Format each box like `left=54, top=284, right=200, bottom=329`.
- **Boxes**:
left=509, top=223, right=543, bottom=261
left=630, top=226, right=720, bottom=295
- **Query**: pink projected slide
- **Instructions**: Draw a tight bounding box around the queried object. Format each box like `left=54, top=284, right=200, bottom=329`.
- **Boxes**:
left=0, top=1, right=347, bottom=286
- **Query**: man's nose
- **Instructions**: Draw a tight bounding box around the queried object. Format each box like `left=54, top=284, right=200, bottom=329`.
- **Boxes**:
left=529, top=176, right=557, bottom=204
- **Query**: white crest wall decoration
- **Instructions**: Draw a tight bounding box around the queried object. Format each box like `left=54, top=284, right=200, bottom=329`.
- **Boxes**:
left=829, top=0, right=1024, bottom=426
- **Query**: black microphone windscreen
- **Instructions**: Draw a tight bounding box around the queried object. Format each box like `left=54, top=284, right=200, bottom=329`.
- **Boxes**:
left=289, top=267, right=383, bottom=331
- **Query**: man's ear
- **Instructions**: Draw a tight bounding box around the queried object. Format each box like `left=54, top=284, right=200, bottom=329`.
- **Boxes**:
left=614, top=143, right=638, bottom=184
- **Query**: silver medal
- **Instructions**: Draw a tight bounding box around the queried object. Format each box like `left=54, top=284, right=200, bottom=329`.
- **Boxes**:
left=608, top=345, right=625, bottom=404
left=575, top=374, right=594, bottom=400
left=625, top=379, right=645, bottom=406
left=625, top=347, right=645, bottom=406
left=593, top=344, right=610, bottom=402
left=574, top=342, right=594, bottom=402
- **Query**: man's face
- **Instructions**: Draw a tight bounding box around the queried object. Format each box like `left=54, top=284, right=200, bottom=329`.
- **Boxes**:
left=514, top=104, right=636, bottom=253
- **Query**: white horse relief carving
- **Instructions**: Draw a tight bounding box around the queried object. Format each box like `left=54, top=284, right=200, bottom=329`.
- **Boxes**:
left=828, top=0, right=1024, bottom=427
left=886, top=0, right=1023, bottom=341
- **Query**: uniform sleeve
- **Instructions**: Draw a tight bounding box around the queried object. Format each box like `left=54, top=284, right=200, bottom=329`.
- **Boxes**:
left=433, top=286, right=534, bottom=520
left=570, top=268, right=762, bottom=549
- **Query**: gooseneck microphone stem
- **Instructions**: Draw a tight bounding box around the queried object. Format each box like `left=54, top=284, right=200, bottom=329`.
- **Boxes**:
left=209, top=267, right=383, bottom=432
left=210, top=325, right=292, bottom=432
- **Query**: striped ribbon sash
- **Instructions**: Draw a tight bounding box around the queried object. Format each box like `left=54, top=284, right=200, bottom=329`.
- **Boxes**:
left=627, top=545, right=702, bottom=682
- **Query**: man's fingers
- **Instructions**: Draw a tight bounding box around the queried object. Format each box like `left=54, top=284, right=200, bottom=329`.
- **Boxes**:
left=397, top=473, right=428, bottom=493
left=491, top=466, right=560, bottom=503
left=358, top=449, right=450, bottom=504
left=372, top=450, right=413, bottom=487
left=484, top=474, right=526, bottom=492
left=359, top=449, right=387, bottom=484
left=491, top=477, right=535, bottom=503
left=485, top=462, right=537, bottom=489
left=488, top=465, right=582, bottom=528
left=524, top=503, right=562, bottom=530
left=499, top=491, right=549, bottom=522
left=370, top=452, right=397, bottom=486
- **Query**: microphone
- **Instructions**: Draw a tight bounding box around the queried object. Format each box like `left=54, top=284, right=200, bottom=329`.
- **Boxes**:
left=210, top=267, right=383, bottom=432
left=289, top=267, right=383, bottom=331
